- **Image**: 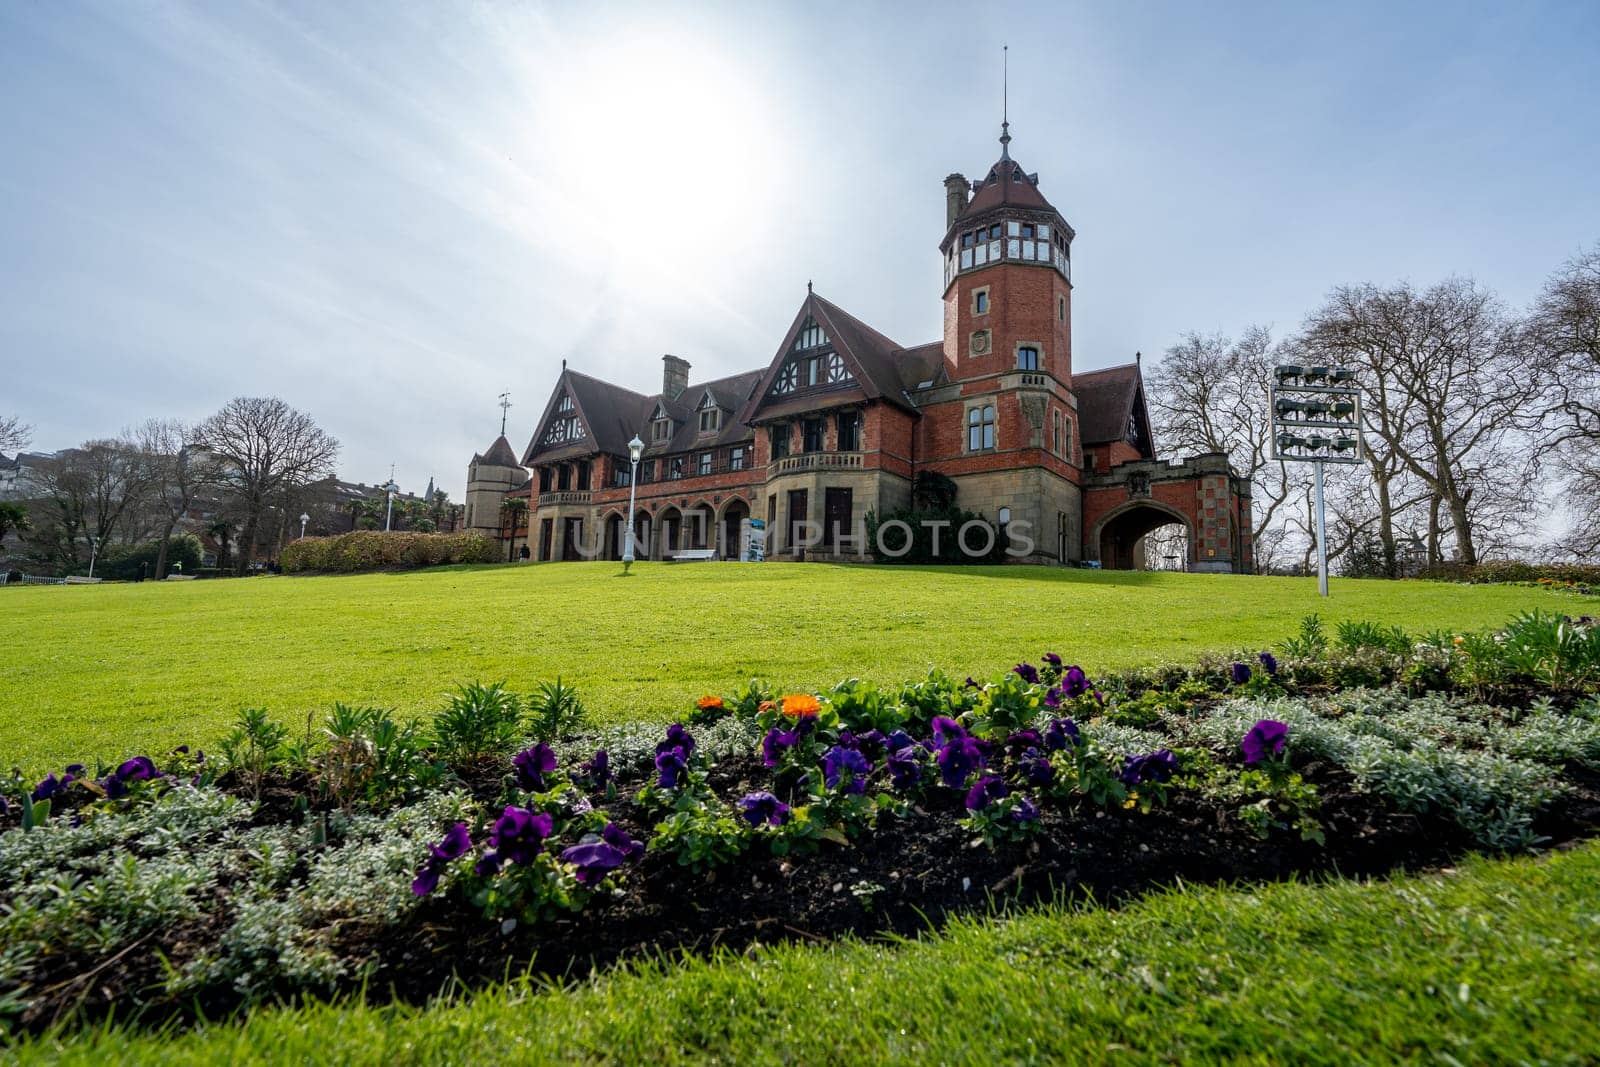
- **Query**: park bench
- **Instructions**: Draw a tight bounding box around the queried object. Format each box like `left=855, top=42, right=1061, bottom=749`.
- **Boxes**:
left=667, top=549, right=716, bottom=563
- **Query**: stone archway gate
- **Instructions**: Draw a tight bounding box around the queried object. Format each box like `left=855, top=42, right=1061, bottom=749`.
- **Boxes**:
left=1080, top=452, right=1252, bottom=573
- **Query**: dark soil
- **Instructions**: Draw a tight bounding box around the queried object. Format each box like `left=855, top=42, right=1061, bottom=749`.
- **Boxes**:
left=9, top=754, right=1600, bottom=1036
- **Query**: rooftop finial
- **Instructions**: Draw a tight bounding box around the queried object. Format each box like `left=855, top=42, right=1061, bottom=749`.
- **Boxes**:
left=999, top=44, right=1011, bottom=161
left=498, top=391, right=512, bottom=437
left=807, top=279, right=813, bottom=294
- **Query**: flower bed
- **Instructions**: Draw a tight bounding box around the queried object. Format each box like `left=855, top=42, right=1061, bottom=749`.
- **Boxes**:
left=3, top=612, right=1598, bottom=1036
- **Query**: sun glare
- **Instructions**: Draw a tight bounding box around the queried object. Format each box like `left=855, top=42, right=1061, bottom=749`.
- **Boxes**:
left=526, top=27, right=794, bottom=277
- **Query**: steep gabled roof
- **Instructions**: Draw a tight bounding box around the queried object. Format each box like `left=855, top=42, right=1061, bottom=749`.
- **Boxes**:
left=740, top=290, right=919, bottom=424
left=522, top=369, right=651, bottom=464
left=1074, top=362, right=1155, bottom=456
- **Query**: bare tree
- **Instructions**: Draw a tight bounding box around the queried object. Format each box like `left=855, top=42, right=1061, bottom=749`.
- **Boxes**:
left=1531, top=244, right=1600, bottom=557
left=196, top=397, right=339, bottom=575
left=130, top=418, right=224, bottom=579
left=1301, top=278, right=1541, bottom=566
left=26, top=439, right=150, bottom=571
left=0, top=415, right=29, bottom=454
left=1145, top=326, right=1311, bottom=570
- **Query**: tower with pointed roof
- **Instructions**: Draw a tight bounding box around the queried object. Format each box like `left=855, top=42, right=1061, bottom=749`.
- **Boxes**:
left=464, top=433, right=528, bottom=538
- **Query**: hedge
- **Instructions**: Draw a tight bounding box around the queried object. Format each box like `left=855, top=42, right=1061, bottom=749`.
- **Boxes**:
left=1420, top=561, right=1600, bottom=588
left=282, top=531, right=501, bottom=573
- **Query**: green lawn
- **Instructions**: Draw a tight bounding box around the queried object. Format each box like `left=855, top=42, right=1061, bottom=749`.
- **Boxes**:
left=16, top=840, right=1600, bottom=1064
left=0, top=563, right=1579, bottom=773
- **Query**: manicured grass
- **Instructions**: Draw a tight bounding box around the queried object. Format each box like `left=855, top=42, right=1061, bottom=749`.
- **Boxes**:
left=0, top=563, right=1579, bottom=772
left=16, top=839, right=1599, bottom=1064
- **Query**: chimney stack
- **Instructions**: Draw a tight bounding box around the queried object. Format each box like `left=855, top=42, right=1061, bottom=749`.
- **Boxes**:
left=943, top=173, right=969, bottom=229
left=662, top=354, right=690, bottom=400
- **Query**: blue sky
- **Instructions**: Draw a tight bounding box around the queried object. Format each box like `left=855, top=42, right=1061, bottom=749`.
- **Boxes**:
left=3, top=1, right=1597, bottom=496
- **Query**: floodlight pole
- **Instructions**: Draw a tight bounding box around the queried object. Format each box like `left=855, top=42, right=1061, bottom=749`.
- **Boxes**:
left=1313, top=459, right=1328, bottom=597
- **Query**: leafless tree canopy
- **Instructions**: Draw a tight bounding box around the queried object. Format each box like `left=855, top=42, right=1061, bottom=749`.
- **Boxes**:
left=195, top=397, right=339, bottom=574
left=25, top=438, right=151, bottom=569
left=0, top=414, right=30, bottom=454
left=1532, top=245, right=1600, bottom=556
left=1145, top=326, right=1311, bottom=572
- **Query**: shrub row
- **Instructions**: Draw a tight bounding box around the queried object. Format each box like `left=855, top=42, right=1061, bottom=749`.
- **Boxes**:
left=1420, top=560, right=1600, bottom=588
left=282, top=530, right=501, bottom=573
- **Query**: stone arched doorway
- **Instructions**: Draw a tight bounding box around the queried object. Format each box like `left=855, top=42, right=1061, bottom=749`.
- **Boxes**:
left=1094, top=501, right=1193, bottom=571
left=632, top=509, right=652, bottom=560
left=601, top=511, right=625, bottom=561
left=656, top=505, right=683, bottom=558
left=718, top=498, right=750, bottom=559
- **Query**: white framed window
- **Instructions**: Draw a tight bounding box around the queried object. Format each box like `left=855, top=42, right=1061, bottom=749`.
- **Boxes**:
left=697, top=452, right=712, bottom=476
left=730, top=446, right=746, bottom=471
left=1006, top=220, right=1021, bottom=237
left=967, top=404, right=996, bottom=451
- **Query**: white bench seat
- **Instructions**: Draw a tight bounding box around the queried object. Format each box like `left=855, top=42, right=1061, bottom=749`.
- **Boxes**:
left=666, top=549, right=716, bottom=563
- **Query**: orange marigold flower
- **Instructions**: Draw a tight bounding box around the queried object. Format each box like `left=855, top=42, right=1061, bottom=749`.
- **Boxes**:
left=697, top=695, right=724, bottom=710
left=781, top=693, right=821, bottom=718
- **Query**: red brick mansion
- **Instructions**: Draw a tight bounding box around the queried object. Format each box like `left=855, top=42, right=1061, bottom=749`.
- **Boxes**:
left=465, top=125, right=1252, bottom=571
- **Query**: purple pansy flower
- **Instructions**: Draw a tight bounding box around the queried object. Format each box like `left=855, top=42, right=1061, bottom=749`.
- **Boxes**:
left=603, top=821, right=644, bottom=858
left=1042, top=652, right=1063, bottom=668
left=1120, top=749, right=1179, bottom=786
left=886, top=748, right=924, bottom=790
left=116, top=756, right=157, bottom=782
left=577, top=748, right=611, bottom=788
left=965, top=774, right=1010, bottom=811
left=885, top=729, right=916, bottom=754
left=931, top=716, right=968, bottom=746
left=1013, top=662, right=1040, bottom=685
left=559, top=841, right=626, bottom=885
left=1062, top=666, right=1089, bottom=698
left=1018, top=748, right=1056, bottom=788
left=738, top=790, right=792, bottom=827
left=1241, top=719, right=1290, bottom=764
left=1011, top=796, right=1041, bottom=824
left=475, top=806, right=554, bottom=875
left=656, top=724, right=696, bottom=758
left=560, top=824, right=642, bottom=886
left=762, top=726, right=800, bottom=768
left=31, top=772, right=75, bottom=802
left=1006, top=729, right=1043, bottom=756
left=1259, top=651, right=1279, bottom=676
left=853, top=729, right=887, bottom=759
left=655, top=747, right=689, bottom=789
left=411, top=822, right=474, bottom=896
left=512, top=743, right=558, bottom=792
left=64, top=763, right=86, bottom=776
left=822, top=746, right=872, bottom=793
left=1231, top=662, right=1253, bottom=686
left=1044, top=717, right=1082, bottom=752
left=963, top=676, right=982, bottom=689
left=937, top=736, right=986, bottom=789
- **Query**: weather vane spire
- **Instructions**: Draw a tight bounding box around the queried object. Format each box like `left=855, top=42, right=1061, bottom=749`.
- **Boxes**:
left=999, top=44, right=1011, bottom=160
left=498, top=391, right=512, bottom=437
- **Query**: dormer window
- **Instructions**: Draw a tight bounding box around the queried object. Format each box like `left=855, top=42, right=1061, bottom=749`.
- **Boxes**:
left=696, top=393, right=721, bottom=433
left=651, top=402, right=673, bottom=443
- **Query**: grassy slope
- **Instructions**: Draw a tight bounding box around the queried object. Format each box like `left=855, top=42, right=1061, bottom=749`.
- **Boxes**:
left=17, top=842, right=1600, bottom=1064
left=0, top=563, right=1577, bottom=772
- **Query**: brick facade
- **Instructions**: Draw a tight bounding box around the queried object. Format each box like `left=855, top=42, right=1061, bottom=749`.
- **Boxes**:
left=464, top=132, right=1252, bottom=572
